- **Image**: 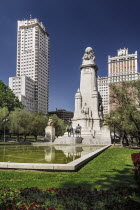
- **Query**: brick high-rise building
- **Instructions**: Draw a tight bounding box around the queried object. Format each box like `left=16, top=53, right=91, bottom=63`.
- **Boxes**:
left=108, top=48, right=138, bottom=112
left=108, top=48, right=138, bottom=83
left=97, top=48, right=139, bottom=114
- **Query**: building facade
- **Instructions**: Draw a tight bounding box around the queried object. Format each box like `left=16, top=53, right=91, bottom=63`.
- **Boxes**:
left=97, top=76, right=109, bottom=115
left=9, top=18, right=50, bottom=114
left=97, top=48, right=139, bottom=114
left=108, top=48, right=138, bottom=83
left=49, top=109, right=74, bottom=123
left=9, top=76, right=35, bottom=112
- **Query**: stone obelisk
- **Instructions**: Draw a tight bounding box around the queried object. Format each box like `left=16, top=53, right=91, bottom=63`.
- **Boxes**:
left=72, top=47, right=101, bottom=137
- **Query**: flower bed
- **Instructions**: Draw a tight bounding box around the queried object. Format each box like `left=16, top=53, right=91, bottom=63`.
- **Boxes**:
left=0, top=187, right=140, bottom=209
left=131, top=153, right=140, bottom=178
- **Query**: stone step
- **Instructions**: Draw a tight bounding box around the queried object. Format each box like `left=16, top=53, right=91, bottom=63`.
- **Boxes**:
left=54, top=136, right=83, bottom=144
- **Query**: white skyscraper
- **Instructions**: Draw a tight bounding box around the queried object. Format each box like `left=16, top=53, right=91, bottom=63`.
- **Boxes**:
left=97, top=76, right=109, bottom=115
left=9, top=18, right=50, bottom=114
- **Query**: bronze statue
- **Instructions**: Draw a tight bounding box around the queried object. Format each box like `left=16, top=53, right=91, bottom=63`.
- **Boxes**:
left=75, top=124, right=82, bottom=137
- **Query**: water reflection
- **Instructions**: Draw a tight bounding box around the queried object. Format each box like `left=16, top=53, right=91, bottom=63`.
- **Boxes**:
left=0, top=145, right=102, bottom=164
left=44, top=146, right=83, bottom=163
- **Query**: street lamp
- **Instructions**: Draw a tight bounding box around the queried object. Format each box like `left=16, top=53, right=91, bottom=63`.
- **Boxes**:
left=3, top=119, right=8, bottom=143
left=113, top=123, right=115, bottom=145
left=111, top=116, right=116, bottom=145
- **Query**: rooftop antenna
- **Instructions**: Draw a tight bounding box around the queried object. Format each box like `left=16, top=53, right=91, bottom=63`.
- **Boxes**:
left=30, top=14, right=32, bottom=19
left=121, top=42, right=125, bottom=49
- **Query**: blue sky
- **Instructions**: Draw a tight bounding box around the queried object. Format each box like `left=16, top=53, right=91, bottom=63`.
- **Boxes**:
left=0, top=0, right=140, bottom=111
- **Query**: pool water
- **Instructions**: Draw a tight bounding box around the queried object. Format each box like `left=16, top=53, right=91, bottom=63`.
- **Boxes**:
left=0, top=145, right=103, bottom=164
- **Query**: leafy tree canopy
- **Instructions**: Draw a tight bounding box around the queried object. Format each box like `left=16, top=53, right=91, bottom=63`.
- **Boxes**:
left=29, top=112, right=48, bottom=140
left=9, top=109, right=31, bottom=140
left=0, top=107, right=9, bottom=130
left=8, top=110, right=48, bottom=141
left=110, top=80, right=140, bottom=107
left=0, top=80, right=23, bottom=111
left=49, top=114, right=66, bottom=137
left=105, top=80, right=140, bottom=145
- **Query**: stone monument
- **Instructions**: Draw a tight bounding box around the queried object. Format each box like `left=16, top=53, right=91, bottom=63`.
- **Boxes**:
left=54, top=47, right=111, bottom=145
left=45, top=118, right=55, bottom=142
left=72, top=47, right=101, bottom=134
left=72, top=47, right=111, bottom=144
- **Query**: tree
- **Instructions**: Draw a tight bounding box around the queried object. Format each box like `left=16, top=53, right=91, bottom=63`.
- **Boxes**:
left=29, top=113, right=48, bottom=140
left=105, top=81, right=140, bottom=146
left=49, top=114, right=66, bottom=137
left=0, top=107, right=9, bottom=138
left=8, top=110, right=48, bottom=141
left=0, top=107, right=9, bottom=128
left=0, top=80, right=23, bottom=111
left=110, top=80, right=140, bottom=108
left=9, top=109, right=31, bottom=141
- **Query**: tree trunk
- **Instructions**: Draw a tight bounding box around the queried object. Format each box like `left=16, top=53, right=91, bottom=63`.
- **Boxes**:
left=120, top=137, right=123, bottom=147
left=130, top=136, right=134, bottom=147
left=17, top=134, right=19, bottom=142
left=123, top=133, right=129, bottom=146
left=34, top=135, right=38, bottom=141
left=24, top=135, right=26, bottom=142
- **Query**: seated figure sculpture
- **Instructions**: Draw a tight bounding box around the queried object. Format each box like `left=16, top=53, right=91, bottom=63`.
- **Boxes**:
left=82, top=47, right=95, bottom=65
left=48, top=118, right=54, bottom=126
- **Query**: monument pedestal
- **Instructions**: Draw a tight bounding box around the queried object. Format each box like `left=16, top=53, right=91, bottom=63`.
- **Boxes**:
left=93, top=119, right=101, bottom=131
left=72, top=119, right=92, bottom=137
left=54, top=136, right=83, bottom=144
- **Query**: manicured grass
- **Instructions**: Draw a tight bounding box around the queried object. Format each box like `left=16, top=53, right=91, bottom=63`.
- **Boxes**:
left=0, top=146, right=139, bottom=190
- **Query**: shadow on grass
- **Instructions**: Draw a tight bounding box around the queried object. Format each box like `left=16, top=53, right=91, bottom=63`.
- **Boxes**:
left=60, top=181, right=92, bottom=190
left=57, top=171, right=140, bottom=210
left=61, top=166, right=140, bottom=190
left=93, top=166, right=140, bottom=190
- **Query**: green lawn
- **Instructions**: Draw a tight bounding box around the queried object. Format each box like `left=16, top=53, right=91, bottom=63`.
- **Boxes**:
left=0, top=146, right=139, bottom=190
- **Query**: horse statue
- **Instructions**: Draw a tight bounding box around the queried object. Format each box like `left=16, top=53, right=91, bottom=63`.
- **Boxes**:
left=75, top=124, right=82, bottom=137
left=66, top=125, right=74, bottom=137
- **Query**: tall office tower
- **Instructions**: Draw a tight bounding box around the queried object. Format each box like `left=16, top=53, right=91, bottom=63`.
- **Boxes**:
left=97, top=48, right=139, bottom=114
left=9, top=18, right=50, bottom=113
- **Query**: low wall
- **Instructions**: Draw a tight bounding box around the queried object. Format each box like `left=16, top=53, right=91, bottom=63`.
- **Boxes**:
left=0, top=145, right=110, bottom=171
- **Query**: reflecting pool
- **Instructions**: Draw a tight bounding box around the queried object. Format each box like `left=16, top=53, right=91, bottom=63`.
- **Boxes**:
left=0, top=145, right=103, bottom=164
